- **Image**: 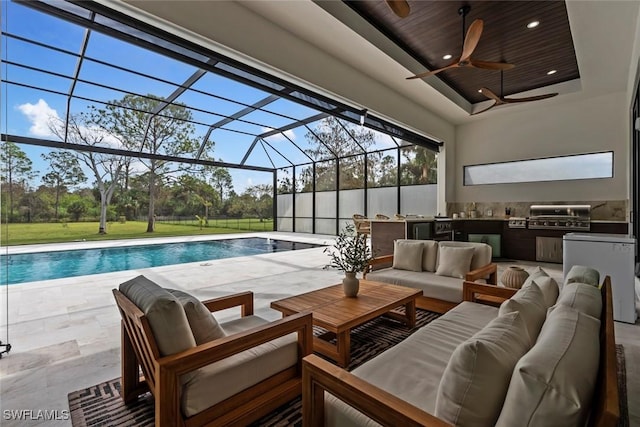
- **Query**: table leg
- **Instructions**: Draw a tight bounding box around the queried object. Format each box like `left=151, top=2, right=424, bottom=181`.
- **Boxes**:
left=336, top=330, right=351, bottom=368
left=405, top=299, right=416, bottom=328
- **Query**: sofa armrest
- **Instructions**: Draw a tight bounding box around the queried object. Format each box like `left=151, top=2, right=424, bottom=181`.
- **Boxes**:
left=365, top=254, right=394, bottom=276
left=302, top=354, right=452, bottom=427
left=465, top=263, right=498, bottom=284
left=202, top=291, right=254, bottom=316
left=463, top=281, right=517, bottom=306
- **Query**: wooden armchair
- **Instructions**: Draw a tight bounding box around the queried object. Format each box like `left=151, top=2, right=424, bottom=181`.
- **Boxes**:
left=114, top=285, right=313, bottom=427
left=352, top=214, right=371, bottom=235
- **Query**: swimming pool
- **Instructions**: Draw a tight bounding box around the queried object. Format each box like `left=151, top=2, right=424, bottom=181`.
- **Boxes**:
left=0, top=237, right=324, bottom=285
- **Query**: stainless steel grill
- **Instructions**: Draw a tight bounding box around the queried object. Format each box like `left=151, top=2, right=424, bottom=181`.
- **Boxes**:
left=528, top=204, right=591, bottom=231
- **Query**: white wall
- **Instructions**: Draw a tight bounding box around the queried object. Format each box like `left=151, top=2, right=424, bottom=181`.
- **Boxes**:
left=454, top=92, right=628, bottom=203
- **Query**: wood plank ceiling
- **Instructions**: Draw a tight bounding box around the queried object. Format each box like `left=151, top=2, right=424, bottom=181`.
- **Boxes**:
left=345, top=1, right=580, bottom=104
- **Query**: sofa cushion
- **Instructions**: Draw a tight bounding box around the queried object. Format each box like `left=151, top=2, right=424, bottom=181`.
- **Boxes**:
left=325, top=302, right=499, bottom=426
left=499, top=282, right=547, bottom=345
left=167, top=289, right=226, bottom=345
left=181, top=315, right=298, bottom=417
left=525, top=276, right=559, bottom=308
left=555, top=282, right=602, bottom=319
left=419, top=240, right=439, bottom=272
left=119, top=275, right=195, bottom=357
left=435, top=245, right=475, bottom=279
left=496, top=305, right=600, bottom=427
left=366, top=268, right=464, bottom=303
left=435, top=311, right=531, bottom=426
left=438, top=241, right=492, bottom=271
left=564, top=265, right=600, bottom=288
left=392, top=240, right=424, bottom=272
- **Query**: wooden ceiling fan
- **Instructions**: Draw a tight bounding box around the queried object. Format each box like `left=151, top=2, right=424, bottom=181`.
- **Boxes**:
left=386, top=0, right=410, bottom=18
left=473, top=71, right=558, bottom=115
left=408, top=6, right=514, bottom=80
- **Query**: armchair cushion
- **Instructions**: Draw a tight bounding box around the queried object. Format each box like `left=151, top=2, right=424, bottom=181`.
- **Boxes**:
left=392, top=240, right=424, bottom=272
left=167, top=289, right=226, bottom=345
left=521, top=267, right=559, bottom=308
left=555, top=282, right=602, bottom=320
left=181, top=315, right=298, bottom=417
left=435, top=245, right=474, bottom=279
left=499, top=282, right=547, bottom=345
left=119, top=275, right=195, bottom=356
left=496, top=305, right=600, bottom=427
left=564, top=265, right=600, bottom=288
left=435, top=311, right=530, bottom=426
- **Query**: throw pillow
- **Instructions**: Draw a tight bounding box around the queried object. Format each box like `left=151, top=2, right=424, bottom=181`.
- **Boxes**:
left=521, top=266, right=549, bottom=288
left=167, top=289, right=227, bottom=344
left=421, top=240, right=439, bottom=272
left=554, top=282, right=602, bottom=319
left=119, top=275, right=196, bottom=356
left=564, top=265, right=600, bottom=288
left=435, top=245, right=475, bottom=279
left=499, top=282, right=547, bottom=345
left=435, top=311, right=531, bottom=426
left=523, top=276, right=559, bottom=308
left=392, top=240, right=424, bottom=272
left=496, top=305, right=600, bottom=427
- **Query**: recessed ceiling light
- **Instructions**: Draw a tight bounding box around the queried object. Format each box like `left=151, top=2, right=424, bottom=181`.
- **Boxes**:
left=527, top=21, right=540, bottom=29
left=478, top=89, right=483, bottom=93
left=547, top=69, right=557, bottom=75
left=443, top=54, right=452, bottom=60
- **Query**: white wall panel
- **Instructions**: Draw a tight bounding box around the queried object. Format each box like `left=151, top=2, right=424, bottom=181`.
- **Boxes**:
left=316, top=219, right=336, bottom=235
left=296, top=218, right=313, bottom=233
left=339, top=189, right=364, bottom=218
left=295, top=193, right=313, bottom=218
left=277, top=217, right=293, bottom=232
left=316, top=191, right=337, bottom=218
left=277, top=194, right=293, bottom=217
left=367, top=187, right=397, bottom=218
left=401, top=185, right=438, bottom=216
left=455, top=92, right=628, bottom=203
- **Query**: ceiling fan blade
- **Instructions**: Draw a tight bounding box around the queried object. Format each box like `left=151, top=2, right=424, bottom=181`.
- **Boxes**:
left=386, top=0, right=410, bottom=18
left=478, top=87, right=501, bottom=102
left=502, top=93, right=559, bottom=103
left=460, top=19, right=484, bottom=61
left=472, top=101, right=498, bottom=115
left=470, top=59, right=515, bottom=71
left=407, top=62, right=459, bottom=80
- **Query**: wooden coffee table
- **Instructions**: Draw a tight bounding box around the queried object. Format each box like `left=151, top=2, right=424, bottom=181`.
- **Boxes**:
left=270, top=280, right=421, bottom=367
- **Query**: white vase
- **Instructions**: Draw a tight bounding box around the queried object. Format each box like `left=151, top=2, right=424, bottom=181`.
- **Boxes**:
left=342, top=272, right=360, bottom=297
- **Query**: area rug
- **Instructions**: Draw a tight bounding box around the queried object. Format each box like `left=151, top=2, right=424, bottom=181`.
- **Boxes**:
left=68, top=309, right=440, bottom=427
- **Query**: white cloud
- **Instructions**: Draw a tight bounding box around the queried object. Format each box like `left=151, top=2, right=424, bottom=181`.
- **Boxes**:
left=246, top=178, right=254, bottom=187
left=261, top=127, right=296, bottom=142
left=17, top=99, right=59, bottom=137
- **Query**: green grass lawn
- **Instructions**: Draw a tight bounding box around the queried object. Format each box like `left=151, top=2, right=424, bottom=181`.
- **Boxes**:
left=0, top=219, right=275, bottom=246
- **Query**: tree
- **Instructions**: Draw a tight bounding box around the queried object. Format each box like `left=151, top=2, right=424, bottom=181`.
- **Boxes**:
left=49, top=114, right=125, bottom=233
left=0, top=142, right=37, bottom=220
left=41, top=151, right=86, bottom=220
left=205, top=165, right=233, bottom=208
left=302, top=117, right=376, bottom=191
left=88, top=94, right=204, bottom=232
left=66, top=199, right=88, bottom=221
left=400, top=145, right=437, bottom=185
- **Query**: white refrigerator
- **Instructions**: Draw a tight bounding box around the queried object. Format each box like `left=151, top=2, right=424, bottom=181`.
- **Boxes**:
left=563, top=233, right=637, bottom=323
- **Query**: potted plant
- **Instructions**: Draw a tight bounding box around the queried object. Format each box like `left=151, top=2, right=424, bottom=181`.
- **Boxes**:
left=324, top=224, right=374, bottom=297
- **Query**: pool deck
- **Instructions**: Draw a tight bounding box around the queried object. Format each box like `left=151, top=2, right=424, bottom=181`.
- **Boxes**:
left=1, top=231, right=639, bottom=426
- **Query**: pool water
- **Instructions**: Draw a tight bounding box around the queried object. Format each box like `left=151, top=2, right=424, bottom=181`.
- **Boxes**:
left=0, top=238, right=324, bottom=285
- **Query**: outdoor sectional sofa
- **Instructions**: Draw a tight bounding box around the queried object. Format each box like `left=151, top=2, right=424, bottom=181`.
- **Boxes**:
left=303, top=266, right=619, bottom=427
left=365, top=240, right=497, bottom=313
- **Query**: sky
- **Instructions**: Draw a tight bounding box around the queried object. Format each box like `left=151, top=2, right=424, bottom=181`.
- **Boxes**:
left=0, top=1, right=397, bottom=194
